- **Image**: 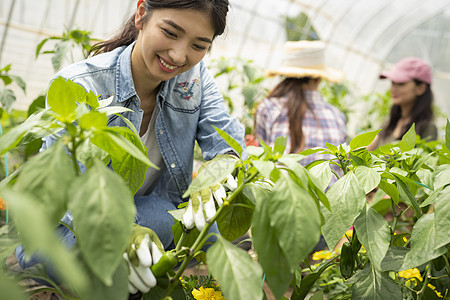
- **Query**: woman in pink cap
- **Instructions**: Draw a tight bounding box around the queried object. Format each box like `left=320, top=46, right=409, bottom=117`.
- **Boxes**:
left=370, top=57, right=437, bottom=149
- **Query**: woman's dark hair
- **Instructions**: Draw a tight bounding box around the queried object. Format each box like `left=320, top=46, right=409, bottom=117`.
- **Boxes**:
left=379, top=79, right=434, bottom=140
left=261, top=77, right=315, bottom=153
left=90, top=0, right=229, bottom=55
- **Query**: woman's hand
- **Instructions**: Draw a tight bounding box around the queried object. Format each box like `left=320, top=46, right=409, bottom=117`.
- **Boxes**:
left=123, top=224, right=165, bottom=294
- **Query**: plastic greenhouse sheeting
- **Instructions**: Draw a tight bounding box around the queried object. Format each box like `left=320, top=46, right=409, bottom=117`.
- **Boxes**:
left=1, top=0, right=449, bottom=117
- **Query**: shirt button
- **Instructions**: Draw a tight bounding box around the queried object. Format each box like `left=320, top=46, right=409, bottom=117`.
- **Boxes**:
left=170, top=163, right=176, bottom=168
left=159, top=129, right=164, bottom=134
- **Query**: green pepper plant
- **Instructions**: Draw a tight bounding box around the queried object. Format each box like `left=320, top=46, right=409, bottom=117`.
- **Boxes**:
left=0, top=77, right=449, bottom=299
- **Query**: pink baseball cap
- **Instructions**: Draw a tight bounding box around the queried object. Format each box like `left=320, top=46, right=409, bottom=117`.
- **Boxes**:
left=379, top=57, right=432, bottom=85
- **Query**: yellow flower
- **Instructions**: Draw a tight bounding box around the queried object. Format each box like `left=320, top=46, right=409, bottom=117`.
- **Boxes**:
left=428, top=284, right=443, bottom=298
left=192, top=286, right=225, bottom=300
left=312, top=250, right=333, bottom=261
left=398, top=268, right=423, bottom=287
left=343, top=228, right=353, bottom=239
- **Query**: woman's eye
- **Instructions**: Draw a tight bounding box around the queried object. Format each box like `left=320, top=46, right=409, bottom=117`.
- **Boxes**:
left=162, top=28, right=176, bottom=38
left=193, top=44, right=207, bottom=51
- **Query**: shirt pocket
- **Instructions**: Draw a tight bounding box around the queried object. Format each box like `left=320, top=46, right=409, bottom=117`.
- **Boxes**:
left=164, top=77, right=202, bottom=114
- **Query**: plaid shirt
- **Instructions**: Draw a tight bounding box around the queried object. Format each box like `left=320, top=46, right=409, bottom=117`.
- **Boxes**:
left=254, top=90, right=347, bottom=168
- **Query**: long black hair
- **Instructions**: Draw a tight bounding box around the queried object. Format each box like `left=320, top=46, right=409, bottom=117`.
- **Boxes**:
left=379, top=79, right=434, bottom=140
left=89, top=0, right=229, bottom=55
left=260, top=77, right=316, bottom=153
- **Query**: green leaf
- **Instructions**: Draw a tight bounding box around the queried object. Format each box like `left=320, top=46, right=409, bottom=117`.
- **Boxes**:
left=184, top=155, right=237, bottom=197
left=92, top=127, right=149, bottom=195
left=390, top=173, right=421, bottom=216
left=0, top=188, right=87, bottom=290
left=84, top=91, right=100, bottom=109
left=76, top=138, right=108, bottom=169
left=378, top=180, right=399, bottom=204
left=322, top=172, right=366, bottom=248
left=246, top=146, right=265, bottom=157
left=252, top=186, right=293, bottom=299
left=213, top=125, right=243, bottom=157
left=351, top=263, right=402, bottom=300
left=252, top=160, right=275, bottom=178
left=47, top=77, right=79, bottom=121
left=325, top=142, right=339, bottom=154
left=420, top=185, right=446, bottom=207
left=434, top=185, right=450, bottom=249
left=12, top=141, right=75, bottom=223
left=269, top=175, right=321, bottom=266
left=380, top=247, right=409, bottom=272
left=401, top=213, right=447, bottom=270
left=81, top=260, right=129, bottom=300
left=399, top=123, right=416, bottom=152
left=278, top=156, right=330, bottom=211
left=27, top=95, right=46, bottom=116
left=273, top=136, right=287, bottom=154
left=252, top=175, right=321, bottom=299
left=299, top=147, right=325, bottom=157
left=0, top=111, right=53, bottom=155
left=0, top=224, right=21, bottom=264
left=98, top=128, right=153, bottom=167
left=0, top=88, right=15, bottom=112
left=79, top=111, right=108, bottom=130
left=52, top=40, right=73, bottom=71
left=353, top=205, right=390, bottom=270
left=35, top=37, right=49, bottom=58
left=355, top=166, right=381, bottom=194
left=9, top=74, right=26, bottom=92
left=292, top=259, right=336, bottom=300
left=415, top=169, right=433, bottom=193
left=216, top=192, right=254, bottom=242
left=308, top=161, right=332, bottom=191
left=207, top=236, right=264, bottom=300
left=349, top=129, right=382, bottom=150
left=0, top=271, right=27, bottom=300
left=68, top=160, right=136, bottom=286
left=433, top=164, right=450, bottom=190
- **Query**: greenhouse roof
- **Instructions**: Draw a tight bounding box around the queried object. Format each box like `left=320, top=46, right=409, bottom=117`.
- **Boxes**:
left=1, top=0, right=449, bottom=115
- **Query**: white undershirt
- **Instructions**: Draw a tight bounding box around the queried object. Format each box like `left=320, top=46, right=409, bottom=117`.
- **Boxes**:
left=135, top=105, right=165, bottom=196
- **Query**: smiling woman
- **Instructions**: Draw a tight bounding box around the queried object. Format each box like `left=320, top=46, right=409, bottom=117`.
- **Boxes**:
left=369, top=57, right=437, bottom=149
left=14, top=0, right=245, bottom=297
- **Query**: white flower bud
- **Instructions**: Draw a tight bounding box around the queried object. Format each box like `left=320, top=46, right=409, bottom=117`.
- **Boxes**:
left=182, top=199, right=195, bottom=229
left=203, top=192, right=216, bottom=219
left=212, top=184, right=226, bottom=206
left=194, top=196, right=206, bottom=232
left=224, top=174, right=238, bottom=191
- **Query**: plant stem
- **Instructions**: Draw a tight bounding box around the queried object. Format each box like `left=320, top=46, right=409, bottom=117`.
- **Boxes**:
left=417, top=262, right=431, bottom=300
left=175, top=231, right=187, bottom=252
left=164, top=171, right=258, bottom=297
left=330, top=169, right=340, bottom=180
left=390, top=200, right=398, bottom=244
left=443, top=253, right=450, bottom=277
left=70, top=136, right=80, bottom=176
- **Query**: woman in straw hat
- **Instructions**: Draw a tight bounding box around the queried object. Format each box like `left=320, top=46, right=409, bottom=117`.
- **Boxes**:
left=254, top=40, right=347, bottom=175
left=368, top=57, right=437, bottom=150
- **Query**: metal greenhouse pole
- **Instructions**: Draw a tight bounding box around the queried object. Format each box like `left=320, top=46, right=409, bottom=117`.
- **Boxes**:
left=0, top=0, right=17, bottom=66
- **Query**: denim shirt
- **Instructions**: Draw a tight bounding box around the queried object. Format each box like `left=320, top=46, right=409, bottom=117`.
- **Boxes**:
left=43, top=42, right=245, bottom=214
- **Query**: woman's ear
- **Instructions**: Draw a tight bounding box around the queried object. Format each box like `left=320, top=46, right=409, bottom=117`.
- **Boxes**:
left=135, top=0, right=146, bottom=30
left=415, top=82, right=427, bottom=96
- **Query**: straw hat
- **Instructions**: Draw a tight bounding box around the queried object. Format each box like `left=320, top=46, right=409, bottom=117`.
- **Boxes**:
left=265, top=40, right=344, bottom=83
